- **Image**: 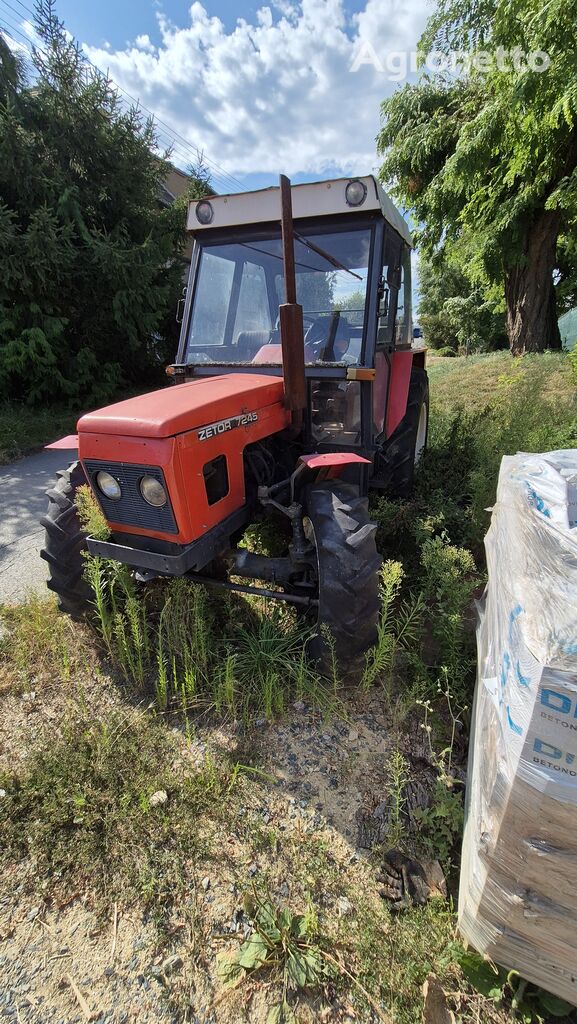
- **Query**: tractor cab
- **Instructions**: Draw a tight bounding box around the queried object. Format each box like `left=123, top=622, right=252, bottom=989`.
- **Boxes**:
left=42, top=175, right=428, bottom=678
left=172, top=175, right=421, bottom=463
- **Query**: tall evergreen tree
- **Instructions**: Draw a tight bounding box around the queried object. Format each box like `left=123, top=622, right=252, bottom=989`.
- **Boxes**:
left=0, top=1, right=211, bottom=405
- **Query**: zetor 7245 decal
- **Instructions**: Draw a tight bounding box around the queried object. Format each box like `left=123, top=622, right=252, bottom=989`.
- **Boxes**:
left=42, top=174, right=428, bottom=678
left=198, top=411, right=259, bottom=441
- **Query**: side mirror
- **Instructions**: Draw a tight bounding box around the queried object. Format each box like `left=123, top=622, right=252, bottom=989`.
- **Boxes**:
left=176, top=286, right=187, bottom=324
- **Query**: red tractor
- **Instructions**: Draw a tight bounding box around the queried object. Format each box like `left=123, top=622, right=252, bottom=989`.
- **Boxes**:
left=42, top=175, right=428, bottom=675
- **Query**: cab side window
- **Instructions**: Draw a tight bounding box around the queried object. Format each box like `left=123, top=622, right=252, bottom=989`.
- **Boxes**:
left=394, top=264, right=405, bottom=346
left=394, top=248, right=412, bottom=347
left=378, top=232, right=402, bottom=349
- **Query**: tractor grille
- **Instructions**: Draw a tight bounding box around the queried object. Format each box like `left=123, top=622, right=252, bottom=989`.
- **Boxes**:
left=84, top=460, right=178, bottom=534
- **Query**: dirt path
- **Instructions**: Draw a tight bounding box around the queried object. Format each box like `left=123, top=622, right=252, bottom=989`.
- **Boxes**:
left=0, top=447, right=78, bottom=606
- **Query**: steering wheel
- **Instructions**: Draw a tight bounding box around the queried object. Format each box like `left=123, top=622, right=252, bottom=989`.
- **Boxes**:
left=273, top=312, right=315, bottom=332
left=304, top=314, right=341, bottom=361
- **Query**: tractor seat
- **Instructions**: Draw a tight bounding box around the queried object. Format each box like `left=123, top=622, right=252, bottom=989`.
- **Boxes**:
left=251, top=343, right=283, bottom=365
left=252, top=341, right=317, bottom=365
left=235, top=331, right=272, bottom=361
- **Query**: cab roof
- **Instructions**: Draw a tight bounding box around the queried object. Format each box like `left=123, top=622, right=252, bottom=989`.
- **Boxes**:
left=187, top=175, right=413, bottom=248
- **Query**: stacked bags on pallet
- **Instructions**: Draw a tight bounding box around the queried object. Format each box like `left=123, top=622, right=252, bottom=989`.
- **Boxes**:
left=459, top=450, right=577, bottom=1004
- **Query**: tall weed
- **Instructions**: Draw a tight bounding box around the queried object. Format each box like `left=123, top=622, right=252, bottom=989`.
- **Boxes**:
left=155, top=579, right=213, bottom=709
left=84, top=556, right=150, bottom=685
left=361, top=562, right=424, bottom=693
left=85, top=560, right=335, bottom=722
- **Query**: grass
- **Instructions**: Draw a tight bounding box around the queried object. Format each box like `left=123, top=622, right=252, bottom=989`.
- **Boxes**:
left=0, top=594, right=89, bottom=693
left=0, top=705, right=250, bottom=917
left=0, top=401, right=79, bottom=464
left=427, top=350, right=576, bottom=417
left=351, top=895, right=459, bottom=1023
left=81, top=552, right=337, bottom=724
left=373, top=351, right=577, bottom=564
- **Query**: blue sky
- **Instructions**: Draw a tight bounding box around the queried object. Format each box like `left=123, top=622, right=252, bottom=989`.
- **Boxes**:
left=52, top=0, right=381, bottom=59
left=1, top=0, right=429, bottom=193
left=55, top=1, right=293, bottom=45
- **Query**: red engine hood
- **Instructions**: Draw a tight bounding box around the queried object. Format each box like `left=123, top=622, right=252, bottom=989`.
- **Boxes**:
left=77, top=374, right=286, bottom=438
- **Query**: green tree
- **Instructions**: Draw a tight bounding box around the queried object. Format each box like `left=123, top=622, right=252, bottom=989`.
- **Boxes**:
left=555, top=233, right=577, bottom=315
left=0, top=2, right=210, bottom=406
left=0, top=32, right=27, bottom=101
left=335, top=288, right=365, bottom=310
left=377, top=0, right=577, bottom=355
left=418, top=254, right=507, bottom=352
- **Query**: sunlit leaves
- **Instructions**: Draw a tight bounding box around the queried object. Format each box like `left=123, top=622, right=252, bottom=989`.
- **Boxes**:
left=378, top=0, right=577, bottom=291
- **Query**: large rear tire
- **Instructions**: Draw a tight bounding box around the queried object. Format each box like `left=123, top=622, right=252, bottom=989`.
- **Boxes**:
left=40, top=461, right=92, bottom=618
left=377, top=368, right=429, bottom=497
left=304, top=482, right=381, bottom=679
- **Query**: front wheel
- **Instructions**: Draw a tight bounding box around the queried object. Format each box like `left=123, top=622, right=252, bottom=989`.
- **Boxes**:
left=40, top=461, right=92, bottom=618
left=303, top=482, right=381, bottom=679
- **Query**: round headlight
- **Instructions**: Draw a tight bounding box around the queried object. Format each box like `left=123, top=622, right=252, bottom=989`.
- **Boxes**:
left=96, top=470, right=121, bottom=501
left=345, top=179, right=367, bottom=207
left=195, top=200, right=214, bottom=225
left=140, top=475, right=167, bottom=507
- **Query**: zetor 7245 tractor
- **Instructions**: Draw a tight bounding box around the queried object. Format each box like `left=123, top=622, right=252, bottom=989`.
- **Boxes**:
left=42, top=175, right=428, bottom=675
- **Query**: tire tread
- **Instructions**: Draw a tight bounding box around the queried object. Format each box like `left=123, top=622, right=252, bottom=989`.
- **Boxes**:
left=40, top=461, right=91, bottom=618
left=305, top=482, right=381, bottom=679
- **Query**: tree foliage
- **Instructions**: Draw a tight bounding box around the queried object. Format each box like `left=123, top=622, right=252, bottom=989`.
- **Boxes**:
left=0, top=32, right=27, bottom=101
left=378, top=0, right=577, bottom=354
left=418, top=254, right=507, bottom=352
left=0, top=1, right=210, bottom=406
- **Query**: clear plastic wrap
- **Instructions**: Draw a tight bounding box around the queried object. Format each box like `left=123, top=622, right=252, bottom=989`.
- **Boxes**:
left=458, top=450, right=577, bottom=1004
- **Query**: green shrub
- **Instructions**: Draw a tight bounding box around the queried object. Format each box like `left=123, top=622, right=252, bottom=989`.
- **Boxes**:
left=567, top=346, right=577, bottom=384
left=420, top=536, right=478, bottom=687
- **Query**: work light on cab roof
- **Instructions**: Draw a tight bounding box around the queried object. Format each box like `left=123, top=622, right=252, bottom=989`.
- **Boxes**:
left=42, top=173, right=428, bottom=679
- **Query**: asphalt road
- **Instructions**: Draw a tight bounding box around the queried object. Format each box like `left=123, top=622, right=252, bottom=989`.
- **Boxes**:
left=0, top=446, right=78, bottom=605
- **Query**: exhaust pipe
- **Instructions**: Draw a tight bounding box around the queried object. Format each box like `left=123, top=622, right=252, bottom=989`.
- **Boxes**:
left=278, top=174, right=306, bottom=433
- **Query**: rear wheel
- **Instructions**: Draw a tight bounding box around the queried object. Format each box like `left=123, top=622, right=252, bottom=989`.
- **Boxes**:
left=40, top=461, right=91, bottom=618
left=303, top=482, right=381, bottom=679
left=377, top=368, right=429, bottom=497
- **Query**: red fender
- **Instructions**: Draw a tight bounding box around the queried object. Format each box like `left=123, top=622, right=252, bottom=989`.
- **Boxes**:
left=386, top=350, right=413, bottom=436
left=45, top=435, right=79, bottom=449
left=298, top=452, right=370, bottom=481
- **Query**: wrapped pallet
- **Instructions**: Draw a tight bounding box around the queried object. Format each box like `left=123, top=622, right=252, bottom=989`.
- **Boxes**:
left=459, top=450, right=577, bottom=1004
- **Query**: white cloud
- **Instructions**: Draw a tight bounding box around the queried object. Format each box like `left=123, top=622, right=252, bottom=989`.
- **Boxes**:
left=2, top=32, right=29, bottom=58
left=134, top=34, right=156, bottom=53
left=20, top=19, right=36, bottom=40
left=83, top=0, right=430, bottom=179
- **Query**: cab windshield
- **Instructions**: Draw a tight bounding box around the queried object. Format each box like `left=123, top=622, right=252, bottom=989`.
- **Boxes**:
left=184, top=225, right=372, bottom=367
